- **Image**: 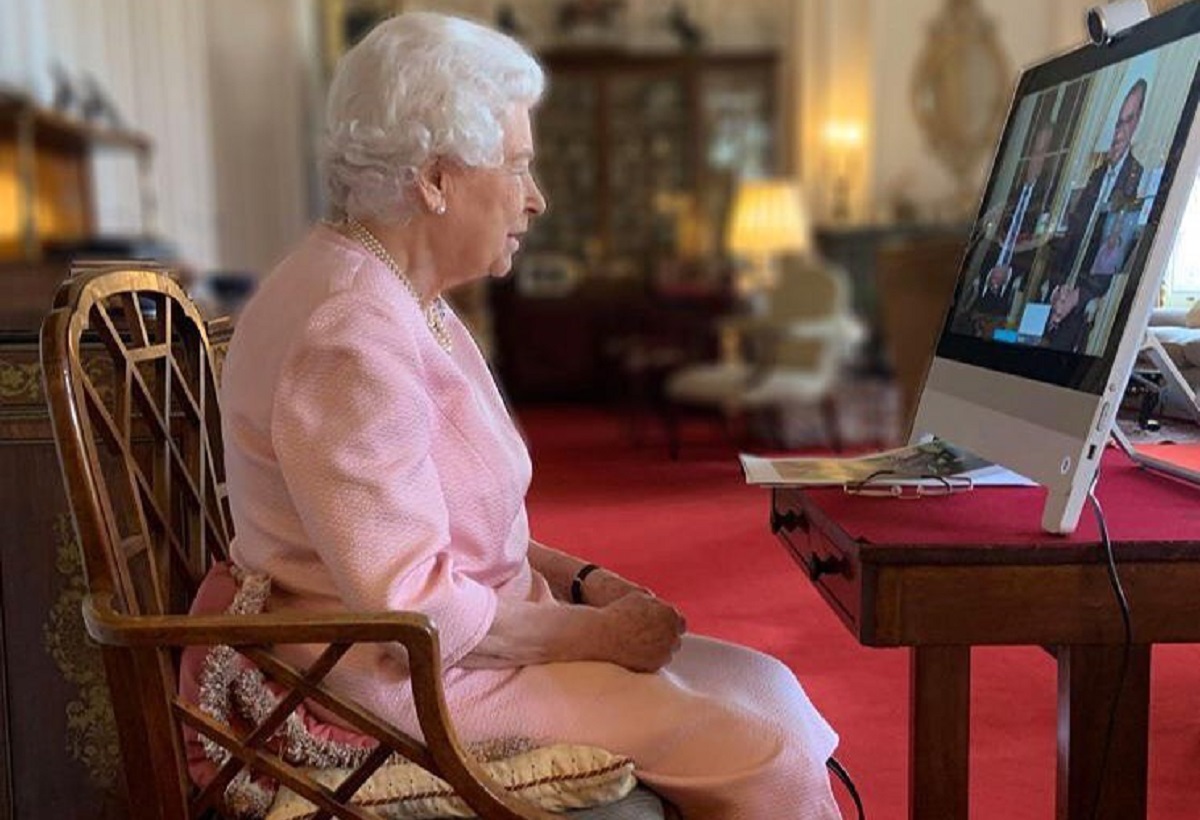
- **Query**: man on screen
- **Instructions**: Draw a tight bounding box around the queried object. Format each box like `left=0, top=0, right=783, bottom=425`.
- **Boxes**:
left=973, top=123, right=1058, bottom=320
left=1042, top=79, right=1148, bottom=352
left=1053, top=79, right=1147, bottom=294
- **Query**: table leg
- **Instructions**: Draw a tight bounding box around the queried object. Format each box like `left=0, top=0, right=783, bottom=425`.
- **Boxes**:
left=910, top=646, right=970, bottom=820
left=1056, top=643, right=1150, bottom=820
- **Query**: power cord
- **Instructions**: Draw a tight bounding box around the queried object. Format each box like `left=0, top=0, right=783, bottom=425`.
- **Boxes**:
left=827, top=756, right=865, bottom=820
left=1085, top=480, right=1132, bottom=820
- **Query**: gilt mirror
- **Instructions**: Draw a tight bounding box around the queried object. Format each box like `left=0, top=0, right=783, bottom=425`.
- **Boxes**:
left=911, top=0, right=1012, bottom=215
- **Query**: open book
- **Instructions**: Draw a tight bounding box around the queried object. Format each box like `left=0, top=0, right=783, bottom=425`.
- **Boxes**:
left=739, top=440, right=1036, bottom=488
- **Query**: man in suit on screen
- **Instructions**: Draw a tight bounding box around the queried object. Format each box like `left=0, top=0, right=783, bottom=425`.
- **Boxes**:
left=1043, top=79, right=1148, bottom=352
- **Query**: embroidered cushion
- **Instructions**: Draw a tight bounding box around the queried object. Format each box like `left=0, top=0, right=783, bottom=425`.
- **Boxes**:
left=266, top=743, right=636, bottom=820
left=179, top=563, right=640, bottom=818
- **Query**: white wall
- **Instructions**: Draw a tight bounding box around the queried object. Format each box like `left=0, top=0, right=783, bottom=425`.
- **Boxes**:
left=11, top=0, right=314, bottom=276
left=0, top=0, right=53, bottom=103
left=41, top=0, right=220, bottom=269
left=789, top=0, right=1099, bottom=225
left=204, top=0, right=315, bottom=276
left=7, top=0, right=1137, bottom=272
left=792, top=0, right=873, bottom=220
left=867, top=0, right=1095, bottom=224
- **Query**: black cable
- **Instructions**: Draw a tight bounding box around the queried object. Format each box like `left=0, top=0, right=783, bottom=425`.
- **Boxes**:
left=1085, top=484, right=1132, bottom=820
left=826, top=755, right=865, bottom=820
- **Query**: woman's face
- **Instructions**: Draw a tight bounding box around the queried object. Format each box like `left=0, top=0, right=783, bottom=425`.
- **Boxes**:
left=435, top=105, right=547, bottom=284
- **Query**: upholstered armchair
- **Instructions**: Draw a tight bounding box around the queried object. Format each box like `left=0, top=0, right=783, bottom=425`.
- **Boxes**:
left=40, top=265, right=676, bottom=819
left=662, top=259, right=864, bottom=457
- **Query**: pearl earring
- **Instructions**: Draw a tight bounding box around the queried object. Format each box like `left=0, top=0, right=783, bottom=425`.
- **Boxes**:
left=434, top=202, right=447, bottom=215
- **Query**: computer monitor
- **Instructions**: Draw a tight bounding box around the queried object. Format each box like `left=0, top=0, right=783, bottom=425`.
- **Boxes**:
left=911, top=2, right=1200, bottom=533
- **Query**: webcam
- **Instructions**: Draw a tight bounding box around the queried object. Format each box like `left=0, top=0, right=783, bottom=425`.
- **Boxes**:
left=1087, top=0, right=1151, bottom=46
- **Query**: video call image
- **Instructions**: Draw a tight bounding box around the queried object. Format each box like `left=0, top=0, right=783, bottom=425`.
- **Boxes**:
left=951, top=33, right=1200, bottom=357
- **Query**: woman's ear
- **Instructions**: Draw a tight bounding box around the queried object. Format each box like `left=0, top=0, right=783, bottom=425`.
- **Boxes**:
left=416, top=159, right=449, bottom=216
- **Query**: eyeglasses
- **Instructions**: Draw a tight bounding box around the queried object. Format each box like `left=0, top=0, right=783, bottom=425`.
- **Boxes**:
left=843, top=469, right=974, bottom=499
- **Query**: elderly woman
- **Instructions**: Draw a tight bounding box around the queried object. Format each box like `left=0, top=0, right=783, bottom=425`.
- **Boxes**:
left=218, top=12, right=840, bottom=819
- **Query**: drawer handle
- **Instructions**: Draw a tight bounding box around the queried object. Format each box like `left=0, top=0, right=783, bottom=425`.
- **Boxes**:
left=807, top=554, right=846, bottom=582
left=771, top=508, right=807, bottom=534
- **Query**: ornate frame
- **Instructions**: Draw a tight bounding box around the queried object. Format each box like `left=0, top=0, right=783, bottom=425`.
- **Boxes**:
left=320, top=0, right=404, bottom=75
left=910, top=0, right=1012, bottom=213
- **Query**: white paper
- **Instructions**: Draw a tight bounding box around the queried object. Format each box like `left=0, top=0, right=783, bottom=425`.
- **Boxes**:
left=739, top=442, right=1036, bottom=488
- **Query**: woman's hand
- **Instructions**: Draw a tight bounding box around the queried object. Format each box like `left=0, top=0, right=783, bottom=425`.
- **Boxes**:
left=595, top=592, right=687, bottom=673
left=460, top=591, right=686, bottom=673
left=577, top=566, right=649, bottom=607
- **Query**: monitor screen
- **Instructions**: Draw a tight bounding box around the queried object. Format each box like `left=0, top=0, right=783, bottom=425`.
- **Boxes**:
left=938, top=18, right=1200, bottom=395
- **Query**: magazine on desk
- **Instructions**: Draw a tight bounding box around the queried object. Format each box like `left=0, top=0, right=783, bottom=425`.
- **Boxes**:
left=739, top=440, right=1037, bottom=488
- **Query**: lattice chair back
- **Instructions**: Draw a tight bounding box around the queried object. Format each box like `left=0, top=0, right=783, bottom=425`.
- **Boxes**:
left=41, top=266, right=560, bottom=820
left=46, top=265, right=230, bottom=616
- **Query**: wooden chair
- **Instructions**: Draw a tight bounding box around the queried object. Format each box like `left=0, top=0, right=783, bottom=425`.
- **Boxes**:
left=40, top=265, right=672, bottom=819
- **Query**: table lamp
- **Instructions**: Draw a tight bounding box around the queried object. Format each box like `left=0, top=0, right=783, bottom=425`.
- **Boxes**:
left=726, top=177, right=813, bottom=311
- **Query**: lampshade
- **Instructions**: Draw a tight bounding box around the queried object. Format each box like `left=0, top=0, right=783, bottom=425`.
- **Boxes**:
left=726, top=178, right=813, bottom=257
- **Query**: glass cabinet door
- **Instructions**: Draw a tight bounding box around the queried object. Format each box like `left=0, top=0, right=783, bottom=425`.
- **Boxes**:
left=699, top=65, right=777, bottom=255
left=529, top=73, right=600, bottom=260
left=526, top=53, right=777, bottom=279
left=604, top=71, right=693, bottom=269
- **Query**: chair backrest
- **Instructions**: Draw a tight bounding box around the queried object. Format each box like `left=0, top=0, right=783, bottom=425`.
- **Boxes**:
left=42, top=264, right=230, bottom=619
left=41, top=265, right=234, bottom=816
left=764, top=259, right=853, bottom=371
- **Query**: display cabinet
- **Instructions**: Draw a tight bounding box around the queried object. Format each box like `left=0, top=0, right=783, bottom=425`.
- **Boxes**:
left=495, top=50, right=778, bottom=401
left=525, top=49, right=779, bottom=271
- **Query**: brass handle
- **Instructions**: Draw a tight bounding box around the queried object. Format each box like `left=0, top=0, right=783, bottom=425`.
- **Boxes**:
left=806, top=554, right=845, bottom=582
left=770, top=508, right=807, bottom=534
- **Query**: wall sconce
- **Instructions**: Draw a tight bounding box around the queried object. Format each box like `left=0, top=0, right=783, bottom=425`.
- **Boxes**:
left=726, top=177, right=813, bottom=312
left=822, top=120, right=865, bottom=222
left=0, top=168, right=19, bottom=251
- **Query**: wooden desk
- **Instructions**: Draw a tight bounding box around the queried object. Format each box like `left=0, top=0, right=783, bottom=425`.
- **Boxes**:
left=770, top=449, right=1200, bottom=820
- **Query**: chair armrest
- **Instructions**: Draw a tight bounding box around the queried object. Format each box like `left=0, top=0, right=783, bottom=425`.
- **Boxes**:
left=1149, top=307, right=1190, bottom=328
left=781, top=314, right=866, bottom=345
left=716, top=315, right=772, bottom=337
left=84, top=593, right=560, bottom=820
left=82, top=592, right=436, bottom=648
left=720, top=314, right=865, bottom=345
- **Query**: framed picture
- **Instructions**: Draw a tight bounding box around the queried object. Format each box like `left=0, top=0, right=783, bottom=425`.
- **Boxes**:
left=320, top=0, right=402, bottom=76
left=321, top=1, right=516, bottom=75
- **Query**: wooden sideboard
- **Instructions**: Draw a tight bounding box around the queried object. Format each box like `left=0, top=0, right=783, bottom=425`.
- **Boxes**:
left=0, top=331, right=124, bottom=818
left=0, top=316, right=231, bottom=818
left=1, top=93, right=155, bottom=339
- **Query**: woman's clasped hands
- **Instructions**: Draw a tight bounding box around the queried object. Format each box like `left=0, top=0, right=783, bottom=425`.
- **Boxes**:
left=592, top=591, right=687, bottom=673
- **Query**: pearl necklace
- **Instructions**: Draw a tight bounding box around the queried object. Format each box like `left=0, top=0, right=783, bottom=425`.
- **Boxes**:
left=344, top=217, right=453, bottom=353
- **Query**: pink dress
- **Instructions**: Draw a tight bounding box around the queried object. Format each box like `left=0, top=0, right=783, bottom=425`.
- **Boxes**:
left=220, top=225, right=841, bottom=819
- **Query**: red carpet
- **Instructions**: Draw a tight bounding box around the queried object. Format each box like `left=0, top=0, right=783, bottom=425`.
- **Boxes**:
left=516, top=405, right=1200, bottom=819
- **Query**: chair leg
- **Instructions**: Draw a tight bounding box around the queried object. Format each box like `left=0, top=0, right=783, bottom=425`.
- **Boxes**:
left=820, top=395, right=843, bottom=452
left=665, top=405, right=682, bottom=460
left=723, top=409, right=750, bottom=452
left=767, top=405, right=788, bottom=450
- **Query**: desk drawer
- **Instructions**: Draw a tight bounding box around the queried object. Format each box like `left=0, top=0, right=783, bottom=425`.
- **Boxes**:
left=772, top=506, right=862, bottom=634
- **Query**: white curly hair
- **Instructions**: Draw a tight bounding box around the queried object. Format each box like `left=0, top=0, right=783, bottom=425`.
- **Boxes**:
left=322, top=12, right=545, bottom=224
